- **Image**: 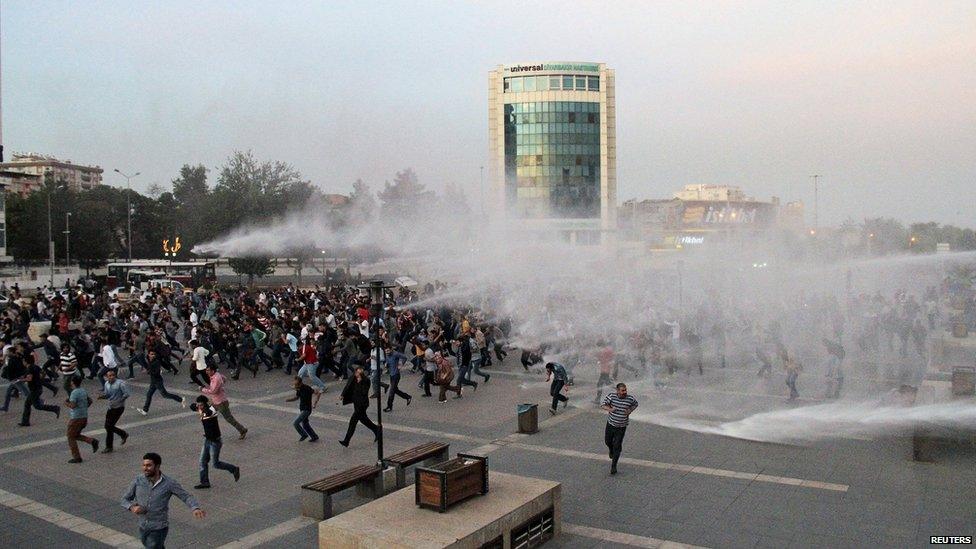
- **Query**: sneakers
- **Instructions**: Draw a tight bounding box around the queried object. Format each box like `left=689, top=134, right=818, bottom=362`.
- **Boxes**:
left=55, top=406, right=61, bottom=419
left=406, top=397, right=412, bottom=406
left=121, top=433, right=129, bottom=445
left=68, top=458, right=83, bottom=464
left=299, top=434, right=308, bottom=442
left=233, top=468, right=240, bottom=482
left=181, top=397, right=187, bottom=408
left=309, top=436, right=319, bottom=442
left=100, top=448, right=113, bottom=454
left=383, top=407, right=392, bottom=412
left=194, top=484, right=211, bottom=489
left=239, top=429, right=248, bottom=440
left=338, top=439, right=349, bottom=447
left=137, top=408, right=148, bottom=416
left=485, top=375, right=491, bottom=383
left=91, top=439, right=100, bottom=453
left=610, top=465, right=617, bottom=475
left=549, top=407, right=557, bottom=415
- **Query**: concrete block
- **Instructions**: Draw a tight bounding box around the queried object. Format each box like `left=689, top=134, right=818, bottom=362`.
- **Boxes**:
left=319, top=472, right=560, bottom=549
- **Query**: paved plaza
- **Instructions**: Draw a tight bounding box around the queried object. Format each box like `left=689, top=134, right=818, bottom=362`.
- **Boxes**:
left=0, top=355, right=972, bottom=549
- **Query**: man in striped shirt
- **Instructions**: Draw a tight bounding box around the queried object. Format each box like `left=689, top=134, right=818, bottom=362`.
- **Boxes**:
left=601, top=383, right=638, bottom=475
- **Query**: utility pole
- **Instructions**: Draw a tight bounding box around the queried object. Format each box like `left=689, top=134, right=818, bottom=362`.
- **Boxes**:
left=47, top=189, right=54, bottom=287
left=114, top=169, right=140, bottom=261
left=64, top=212, right=71, bottom=266
left=810, top=174, right=821, bottom=230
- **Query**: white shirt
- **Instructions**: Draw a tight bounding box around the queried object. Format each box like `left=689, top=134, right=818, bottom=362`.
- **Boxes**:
left=189, top=311, right=199, bottom=326
left=101, top=344, right=119, bottom=368
left=192, top=347, right=209, bottom=371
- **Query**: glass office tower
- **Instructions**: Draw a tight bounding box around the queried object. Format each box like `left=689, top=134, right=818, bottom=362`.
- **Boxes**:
left=489, top=62, right=616, bottom=244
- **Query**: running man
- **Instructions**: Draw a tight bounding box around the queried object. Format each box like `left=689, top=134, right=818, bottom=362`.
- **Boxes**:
left=286, top=376, right=320, bottom=442
left=601, top=383, right=638, bottom=475
left=98, top=369, right=130, bottom=453
left=64, top=375, right=99, bottom=463
left=138, top=349, right=186, bottom=415
left=545, top=362, right=569, bottom=415
left=200, top=363, right=248, bottom=439
left=121, top=452, right=205, bottom=548
left=193, top=396, right=241, bottom=489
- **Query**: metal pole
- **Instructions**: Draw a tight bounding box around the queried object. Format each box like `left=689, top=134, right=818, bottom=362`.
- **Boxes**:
left=47, top=189, right=54, bottom=287
left=479, top=165, right=485, bottom=220
left=64, top=212, right=71, bottom=266
left=370, top=282, right=384, bottom=466
left=810, top=175, right=821, bottom=230
left=114, top=169, right=139, bottom=261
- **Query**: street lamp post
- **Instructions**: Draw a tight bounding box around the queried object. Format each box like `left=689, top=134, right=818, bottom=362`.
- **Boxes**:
left=364, top=279, right=391, bottom=466
left=64, top=212, right=72, bottom=266
left=320, top=250, right=326, bottom=284
left=47, top=189, right=54, bottom=287
left=46, top=183, right=67, bottom=287
left=810, top=174, right=821, bottom=231
left=114, top=169, right=140, bottom=261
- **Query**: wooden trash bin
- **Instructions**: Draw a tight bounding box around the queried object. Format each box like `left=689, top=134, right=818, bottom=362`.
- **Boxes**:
left=415, top=453, right=489, bottom=512
left=952, top=367, right=976, bottom=396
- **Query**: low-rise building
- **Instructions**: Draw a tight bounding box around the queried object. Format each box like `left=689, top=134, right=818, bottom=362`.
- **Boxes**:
left=619, top=186, right=804, bottom=249
left=0, top=170, right=43, bottom=196
left=0, top=152, right=103, bottom=195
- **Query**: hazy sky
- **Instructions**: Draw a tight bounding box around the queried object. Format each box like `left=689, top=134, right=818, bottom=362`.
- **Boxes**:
left=3, top=1, right=974, bottom=226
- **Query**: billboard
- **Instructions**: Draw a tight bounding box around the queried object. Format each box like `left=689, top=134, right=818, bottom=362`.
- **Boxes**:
left=678, top=201, right=777, bottom=228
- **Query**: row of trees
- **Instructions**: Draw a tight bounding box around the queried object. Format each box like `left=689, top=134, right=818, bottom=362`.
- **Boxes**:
left=6, top=149, right=972, bottom=279
left=4, top=151, right=470, bottom=276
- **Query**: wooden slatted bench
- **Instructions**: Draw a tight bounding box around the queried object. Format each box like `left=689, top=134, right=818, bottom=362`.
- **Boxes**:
left=384, top=441, right=450, bottom=488
left=301, top=464, right=383, bottom=520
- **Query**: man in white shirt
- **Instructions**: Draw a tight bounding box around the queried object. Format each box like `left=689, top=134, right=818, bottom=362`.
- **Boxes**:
left=99, top=341, right=121, bottom=384
left=188, top=340, right=210, bottom=388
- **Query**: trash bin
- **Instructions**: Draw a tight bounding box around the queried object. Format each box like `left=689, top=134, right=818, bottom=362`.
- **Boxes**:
left=517, top=403, right=538, bottom=434
left=951, top=367, right=976, bottom=396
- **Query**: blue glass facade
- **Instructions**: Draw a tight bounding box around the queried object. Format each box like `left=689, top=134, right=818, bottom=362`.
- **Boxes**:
left=504, top=101, right=601, bottom=219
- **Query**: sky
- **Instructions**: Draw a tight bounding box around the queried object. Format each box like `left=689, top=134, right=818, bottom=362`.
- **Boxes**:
left=2, top=0, right=974, bottom=226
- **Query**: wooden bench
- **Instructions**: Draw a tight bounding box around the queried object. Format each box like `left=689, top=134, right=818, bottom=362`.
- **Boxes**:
left=384, top=441, right=450, bottom=488
left=301, top=464, right=383, bottom=520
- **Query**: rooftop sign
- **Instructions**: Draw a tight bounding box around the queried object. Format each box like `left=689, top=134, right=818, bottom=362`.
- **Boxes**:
left=505, top=62, right=600, bottom=73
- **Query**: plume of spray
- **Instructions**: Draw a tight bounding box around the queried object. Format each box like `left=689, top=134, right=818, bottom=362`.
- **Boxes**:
left=194, top=193, right=976, bottom=444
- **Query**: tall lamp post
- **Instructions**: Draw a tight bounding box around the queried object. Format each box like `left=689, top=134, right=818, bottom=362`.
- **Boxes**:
left=364, top=279, right=392, bottom=466
left=114, top=169, right=140, bottom=261
left=810, top=174, right=821, bottom=231
left=46, top=183, right=67, bottom=287
left=64, top=212, right=72, bottom=266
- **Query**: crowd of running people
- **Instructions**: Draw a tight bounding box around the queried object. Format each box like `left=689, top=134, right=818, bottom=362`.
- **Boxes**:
left=0, top=274, right=951, bottom=450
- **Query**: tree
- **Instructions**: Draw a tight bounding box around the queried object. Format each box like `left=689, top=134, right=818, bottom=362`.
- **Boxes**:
left=228, top=256, right=275, bottom=288
left=378, top=168, right=434, bottom=219
left=441, top=182, right=471, bottom=216
left=861, top=218, right=908, bottom=255
left=349, top=178, right=376, bottom=222
left=210, top=151, right=310, bottom=236
left=172, top=164, right=209, bottom=206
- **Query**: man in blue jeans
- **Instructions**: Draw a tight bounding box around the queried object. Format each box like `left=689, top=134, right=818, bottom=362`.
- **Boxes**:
left=545, top=362, right=569, bottom=415
left=122, top=452, right=205, bottom=548
left=192, top=396, right=241, bottom=489
left=286, top=376, right=320, bottom=441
